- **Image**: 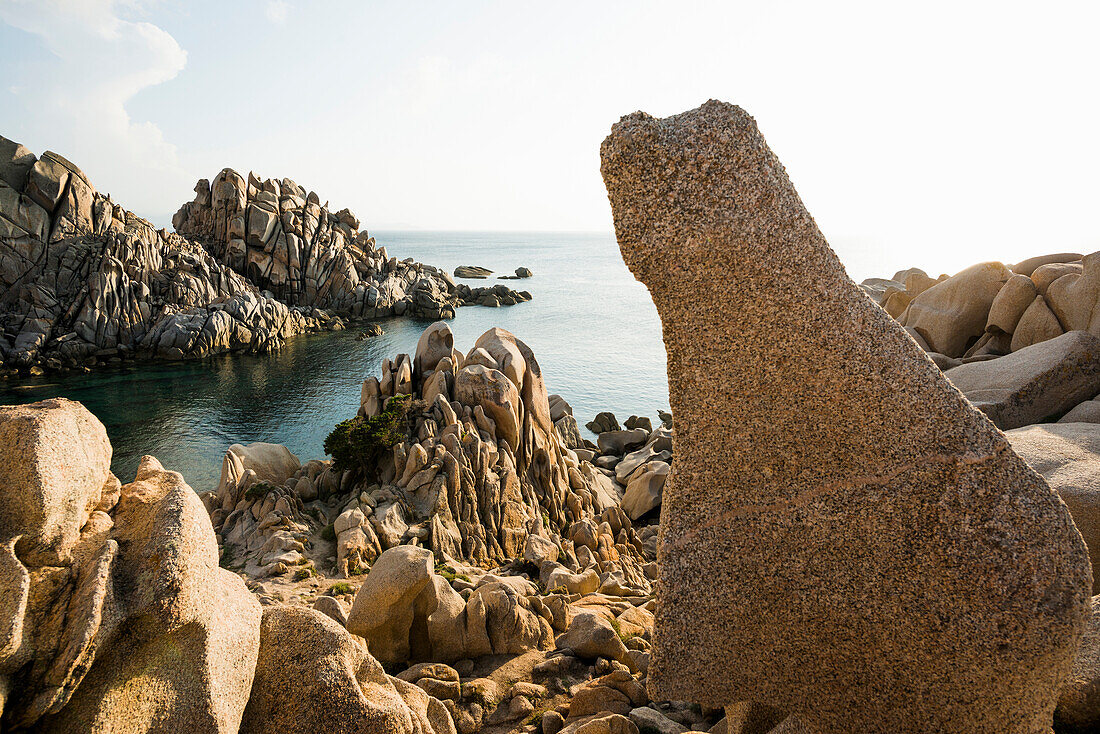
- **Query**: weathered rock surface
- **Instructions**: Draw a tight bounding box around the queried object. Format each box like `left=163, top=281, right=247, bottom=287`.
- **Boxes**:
left=1007, top=422, right=1100, bottom=593
left=945, top=330, right=1100, bottom=430
left=1056, top=595, right=1100, bottom=733
left=899, top=261, right=1010, bottom=356
left=240, top=604, right=455, bottom=734
left=0, top=398, right=110, bottom=566
left=601, top=100, right=1091, bottom=733
left=346, top=545, right=435, bottom=664
left=863, top=248, right=1100, bottom=362
left=0, top=399, right=262, bottom=733
left=0, top=135, right=529, bottom=376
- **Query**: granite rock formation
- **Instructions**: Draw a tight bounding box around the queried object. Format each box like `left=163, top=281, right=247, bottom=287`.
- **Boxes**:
left=601, top=100, right=1091, bottom=732
left=0, top=400, right=262, bottom=733
left=209, top=323, right=654, bottom=595
left=0, top=398, right=456, bottom=734
left=863, top=250, right=1100, bottom=364
left=0, top=135, right=529, bottom=375
left=172, top=170, right=530, bottom=320
left=0, top=137, right=347, bottom=373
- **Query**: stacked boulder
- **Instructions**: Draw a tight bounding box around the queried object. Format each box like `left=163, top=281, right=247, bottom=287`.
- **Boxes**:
left=0, top=398, right=455, bottom=734
left=172, top=169, right=530, bottom=320
left=863, top=255, right=1100, bottom=431
left=209, top=323, right=656, bottom=602
left=862, top=251, right=1100, bottom=361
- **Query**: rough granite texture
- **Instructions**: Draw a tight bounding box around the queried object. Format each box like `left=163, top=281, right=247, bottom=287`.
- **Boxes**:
left=600, top=100, right=1092, bottom=733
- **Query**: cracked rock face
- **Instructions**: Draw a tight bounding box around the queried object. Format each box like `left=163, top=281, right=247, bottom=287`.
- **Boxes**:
left=0, top=135, right=529, bottom=375
left=600, top=100, right=1092, bottom=733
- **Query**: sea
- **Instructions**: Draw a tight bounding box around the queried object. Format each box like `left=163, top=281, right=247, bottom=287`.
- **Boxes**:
left=0, top=232, right=681, bottom=491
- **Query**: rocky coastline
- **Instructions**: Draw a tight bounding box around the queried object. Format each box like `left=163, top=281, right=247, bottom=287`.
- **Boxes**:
left=0, top=136, right=530, bottom=377
left=5, top=100, right=1100, bottom=734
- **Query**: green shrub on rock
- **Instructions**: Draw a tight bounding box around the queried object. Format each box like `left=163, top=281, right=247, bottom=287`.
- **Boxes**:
left=323, top=395, right=422, bottom=478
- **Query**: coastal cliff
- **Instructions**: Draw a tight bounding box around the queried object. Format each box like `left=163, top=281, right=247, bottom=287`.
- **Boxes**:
left=0, top=136, right=529, bottom=376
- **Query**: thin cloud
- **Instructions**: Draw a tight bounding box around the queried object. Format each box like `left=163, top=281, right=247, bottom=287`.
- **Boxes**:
left=0, top=0, right=187, bottom=216
left=265, top=0, right=289, bottom=25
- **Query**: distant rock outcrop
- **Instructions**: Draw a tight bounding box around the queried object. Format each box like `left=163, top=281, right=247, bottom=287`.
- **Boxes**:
left=0, top=136, right=345, bottom=372
left=601, top=100, right=1091, bottom=733
left=172, top=169, right=460, bottom=319
left=0, top=135, right=530, bottom=375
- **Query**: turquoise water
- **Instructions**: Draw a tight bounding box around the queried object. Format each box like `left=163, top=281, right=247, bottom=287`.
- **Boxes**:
left=0, top=232, right=669, bottom=491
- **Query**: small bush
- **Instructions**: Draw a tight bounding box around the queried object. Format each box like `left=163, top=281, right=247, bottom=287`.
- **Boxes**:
left=321, top=523, right=336, bottom=541
left=329, top=581, right=355, bottom=596
left=219, top=544, right=236, bottom=569
left=610, top=617, right=635, bottom=643
left=244, top=481, right=276, bottom=501
left=438, top=564, right=472, bottom=584
left=324, top=395, right=423, bottom=478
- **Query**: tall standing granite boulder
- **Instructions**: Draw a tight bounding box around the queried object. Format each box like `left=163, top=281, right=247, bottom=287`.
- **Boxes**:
left=600, top=100, right=1091, bottom=733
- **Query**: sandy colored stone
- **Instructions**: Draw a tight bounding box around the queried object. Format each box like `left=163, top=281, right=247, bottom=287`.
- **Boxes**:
left=0, top=398, right=111, bottom=566
left=1013, top=252, right=1083, bottom=277
left=600, top=100, right=1091, bottom=733
left=1007, top=422, right=1100, bottom=594
left=240, top=605, right=455, bottom=734
left=1055, top=595, right=1100, bottom=732
left=899, top=261, right=1010, bottom=356
left=621, top=461, right=669, bottom=520
left=555, top=611, right=635, bottom=671
left=415, top=321, right=456, bottom=375
left=1034, top=262, right=1084, bottom=296
left=986, top=273, right=1038, bottom=334
left=1046, top=252, right=1100, bottom=333
left=38, top=456, right=260, bottom=734
left=1010, top=294, right=1064, bottom=351
left=346, top=544, right=435, bottom=665
left=945, top=330, right=1100, bottom=429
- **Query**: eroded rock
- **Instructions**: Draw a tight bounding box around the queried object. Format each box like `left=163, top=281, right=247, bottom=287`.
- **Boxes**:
left=600, top=99, right=1091, bottom=733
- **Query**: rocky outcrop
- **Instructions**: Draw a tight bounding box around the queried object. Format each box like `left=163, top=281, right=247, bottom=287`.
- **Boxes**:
left=601, top=100, right=1090, bottom=733
left=212, top=322, right=654, bottom=596
left=0, top=398, right=462, bottom=734
left=899, top=261, right=1011, bottom=356
left=0, top=135, right=346, bottom=373
left=0, top=400, right=262, bottom=733
left=172, top=169, right=453, bottom=318
left=944, top=330, right=1100, bottom=430
left=0, top=136, right=530, bottom=376
left=240, top=604, right=455, bottom=734
left=863, top=250, right=1100, bottom=366
left=172, top=169, right=530, bottom=323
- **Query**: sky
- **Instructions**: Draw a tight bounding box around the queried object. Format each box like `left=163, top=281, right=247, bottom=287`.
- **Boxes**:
left=1, top=0, right=1099, bottom=281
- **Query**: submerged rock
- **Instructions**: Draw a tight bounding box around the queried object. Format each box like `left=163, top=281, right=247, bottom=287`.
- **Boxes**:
left=600, top=99, right=1090, bottom=733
